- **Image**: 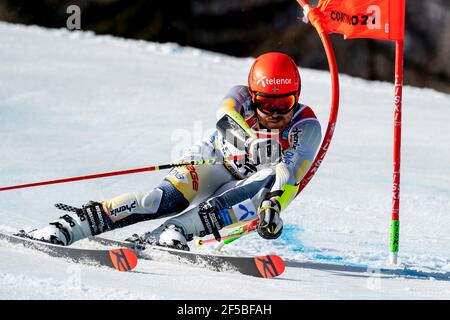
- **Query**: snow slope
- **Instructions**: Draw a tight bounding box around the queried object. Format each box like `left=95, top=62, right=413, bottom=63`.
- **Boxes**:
left=0, top=22, right=449, bottom=299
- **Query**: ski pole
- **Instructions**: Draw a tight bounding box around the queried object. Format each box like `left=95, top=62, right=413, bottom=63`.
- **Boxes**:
left=214, top=221, right=259, bottom=251
left=0, top=155, right=244, bottom=192
left=195, top=219, right=259, bottom=247
left=195, top=230, right=249, bottom=246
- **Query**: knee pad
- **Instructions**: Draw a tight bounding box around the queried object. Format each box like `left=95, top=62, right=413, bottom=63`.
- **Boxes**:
left=106, top=180, right=191, bottom=228
left=155, top=179, right=190, bottom=216
left=242, top=167, right=276, bottom=187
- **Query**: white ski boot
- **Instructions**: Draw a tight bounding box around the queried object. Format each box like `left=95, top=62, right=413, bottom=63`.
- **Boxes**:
left=26, top=222, right=72, bottom=246
left=156, top=225, right=190, bottom=251
left=25, top=201, right=113, bottom=246
left=127, top=224, right=190, bottom=251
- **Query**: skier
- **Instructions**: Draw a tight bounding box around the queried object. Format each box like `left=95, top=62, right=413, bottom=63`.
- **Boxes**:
left=25, top=52, right=322, bottom=251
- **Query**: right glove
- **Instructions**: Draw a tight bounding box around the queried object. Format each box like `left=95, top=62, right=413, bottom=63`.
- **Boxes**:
left=257, top=199, right=283, bottom=240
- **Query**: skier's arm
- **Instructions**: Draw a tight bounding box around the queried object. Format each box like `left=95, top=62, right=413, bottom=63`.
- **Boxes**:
left=257, top=118, right=321, bottom=239
left=216, top=86, right=257, bottom=150
left=269, top=119, right=322, bottom=212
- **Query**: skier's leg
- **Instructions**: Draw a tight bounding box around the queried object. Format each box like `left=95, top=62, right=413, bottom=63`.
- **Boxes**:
left=27, top=139, right=234, bottom=246
left=145, top=167, right=276, bottom=249
left=26, top=177, right=194, bottom=246
left=103, top=160, right=234, bottom=228
left=25, top=201, right=114, bottom=246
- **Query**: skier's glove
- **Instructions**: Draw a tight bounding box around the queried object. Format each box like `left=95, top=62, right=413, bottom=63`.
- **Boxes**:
left=244, top=137, right=282, bottom=166
left=257, top=199, right=283, bottom=240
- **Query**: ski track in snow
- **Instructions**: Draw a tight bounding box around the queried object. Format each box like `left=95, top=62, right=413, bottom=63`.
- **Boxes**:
left=0, top=22, right=449, bottom=299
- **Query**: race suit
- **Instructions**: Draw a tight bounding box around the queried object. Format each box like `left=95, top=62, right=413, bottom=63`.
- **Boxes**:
left=101, top=85, right=322, bottom=240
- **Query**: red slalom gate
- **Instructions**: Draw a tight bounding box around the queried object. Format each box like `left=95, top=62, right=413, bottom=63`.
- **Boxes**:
left=295, top=0, right=340, bottom=196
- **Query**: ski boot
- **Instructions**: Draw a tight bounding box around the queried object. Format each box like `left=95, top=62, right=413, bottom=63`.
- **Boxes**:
left=21, top=201, right=113, bottom=246
left=126, top=224, right=190, bottom=251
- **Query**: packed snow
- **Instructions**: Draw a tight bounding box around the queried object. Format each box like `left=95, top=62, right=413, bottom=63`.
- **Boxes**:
left=0, top=22, right=449, bottom=299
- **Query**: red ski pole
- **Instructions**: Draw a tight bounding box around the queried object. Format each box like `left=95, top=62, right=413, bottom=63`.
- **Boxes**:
left=0, top=155, right=244, bottom=192
left=195, top=219, right=259, bottom=247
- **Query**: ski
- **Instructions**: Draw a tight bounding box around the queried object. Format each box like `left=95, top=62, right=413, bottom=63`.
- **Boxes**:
left=0, top=232, right=138, bottom=272
left=89, top=236, right=285, bottom=278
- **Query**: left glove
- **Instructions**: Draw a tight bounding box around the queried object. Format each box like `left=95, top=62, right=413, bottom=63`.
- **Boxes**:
left=257, top=199, right=283, bottom=240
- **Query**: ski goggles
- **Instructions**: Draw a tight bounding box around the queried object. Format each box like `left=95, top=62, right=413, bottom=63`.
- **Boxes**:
left=253, top=93, right=297, bottom=115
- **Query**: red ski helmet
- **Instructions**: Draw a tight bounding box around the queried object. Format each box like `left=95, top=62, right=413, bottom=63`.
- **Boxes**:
left=248, top=52, right=301, bottom=101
